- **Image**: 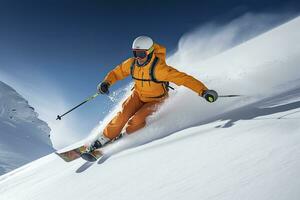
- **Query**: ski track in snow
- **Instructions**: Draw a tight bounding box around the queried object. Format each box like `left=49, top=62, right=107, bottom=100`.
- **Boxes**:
left=1, top=15, right=300, bottom=200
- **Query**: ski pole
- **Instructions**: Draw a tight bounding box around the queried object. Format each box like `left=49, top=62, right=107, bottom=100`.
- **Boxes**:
left=56, top=93, right=100, bottom=120
left=218, top=95, right=243, bottom=98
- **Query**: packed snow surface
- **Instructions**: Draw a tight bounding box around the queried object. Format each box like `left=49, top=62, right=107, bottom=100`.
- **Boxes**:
left=0, top=81, right=53, bottom=175
left=0, top=16, right=300, bottom=200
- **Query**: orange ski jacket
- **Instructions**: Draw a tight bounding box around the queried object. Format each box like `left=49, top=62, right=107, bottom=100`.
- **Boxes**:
left=103, top=43, right=208, bottom=102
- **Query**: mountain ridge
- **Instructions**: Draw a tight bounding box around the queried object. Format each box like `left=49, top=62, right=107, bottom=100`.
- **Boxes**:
left=0, top=81, right=53, bottom=174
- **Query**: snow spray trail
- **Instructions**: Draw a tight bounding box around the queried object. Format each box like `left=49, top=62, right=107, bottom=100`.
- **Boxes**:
left=93, top=15, right=300, bottom=160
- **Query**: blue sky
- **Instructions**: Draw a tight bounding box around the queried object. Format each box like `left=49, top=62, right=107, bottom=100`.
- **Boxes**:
left=0, top=0, right=299, bottom=148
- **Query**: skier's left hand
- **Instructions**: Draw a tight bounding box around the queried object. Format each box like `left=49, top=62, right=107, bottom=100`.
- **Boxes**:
left=202, top=90, right=218, bottom=103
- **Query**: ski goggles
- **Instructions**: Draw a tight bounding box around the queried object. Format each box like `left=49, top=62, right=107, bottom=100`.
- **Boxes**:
left=132, top=46, right=154, bottom=59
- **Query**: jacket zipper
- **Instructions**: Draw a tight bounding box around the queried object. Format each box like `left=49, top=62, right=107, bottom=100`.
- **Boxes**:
left=142, top=72, right=144, bottom=87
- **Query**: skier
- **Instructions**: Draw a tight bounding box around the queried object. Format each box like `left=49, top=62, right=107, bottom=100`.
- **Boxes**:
left=89, top=36, right=218, bottom=151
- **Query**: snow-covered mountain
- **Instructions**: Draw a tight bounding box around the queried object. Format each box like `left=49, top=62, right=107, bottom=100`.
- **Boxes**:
left=0, top=81, right=54, bottom=175
left=0, top=16, right=300, bottom=200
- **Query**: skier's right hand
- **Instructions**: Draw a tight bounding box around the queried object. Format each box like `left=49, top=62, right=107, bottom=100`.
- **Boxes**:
left=97, top=81, right=110, bottom=94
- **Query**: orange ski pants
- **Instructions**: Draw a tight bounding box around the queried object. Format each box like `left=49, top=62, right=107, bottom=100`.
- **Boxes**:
left=103, top=91, right=164, bottom=140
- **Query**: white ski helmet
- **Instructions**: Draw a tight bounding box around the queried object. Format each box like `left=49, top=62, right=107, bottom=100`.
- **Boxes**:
left=132, top=36, right=154, bottom=50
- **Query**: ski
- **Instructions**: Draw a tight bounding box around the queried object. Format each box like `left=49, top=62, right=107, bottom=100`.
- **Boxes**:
left=80, top=149, right=103, bottom=162
left=56, top=133, right=123, bottom=162
left=56, top=145, right=88, bottom=162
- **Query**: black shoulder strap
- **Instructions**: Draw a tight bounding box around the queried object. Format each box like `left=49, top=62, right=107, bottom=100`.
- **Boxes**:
left=130, top=59, right=135, bottom=77
left=149, top=57, right=175, bottom=90
left=149, top=57, right=162, bottom=83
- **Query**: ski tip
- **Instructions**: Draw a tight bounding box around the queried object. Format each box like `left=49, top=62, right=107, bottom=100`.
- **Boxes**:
left=56, top=115, right=62, bottom=120
left=55, top=152, right=74, bottom=162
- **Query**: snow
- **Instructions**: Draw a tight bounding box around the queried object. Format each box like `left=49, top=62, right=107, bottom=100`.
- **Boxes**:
left=0, top=81, right=54, bottom=175
left=1, top=16, right=300, bottom=200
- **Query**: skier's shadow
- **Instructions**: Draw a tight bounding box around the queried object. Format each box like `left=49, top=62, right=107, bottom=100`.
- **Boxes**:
left=75, top=155, right=110, bottom=173
left=216, top=100, right=300, bottom=128
left=76, top=161, right=94, bottom=173
left=97, top=154, right=110, bottom=164
left=203, top=86, right=300, bottom=128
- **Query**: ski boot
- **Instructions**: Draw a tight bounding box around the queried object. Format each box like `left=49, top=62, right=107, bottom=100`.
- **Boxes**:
left=81, top=135, right=111, bottom=162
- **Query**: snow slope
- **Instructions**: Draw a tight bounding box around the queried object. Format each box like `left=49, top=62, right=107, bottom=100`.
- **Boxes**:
left=0, top=16, right=300, bottom=200
left=0, top=81, right=54, bottom=175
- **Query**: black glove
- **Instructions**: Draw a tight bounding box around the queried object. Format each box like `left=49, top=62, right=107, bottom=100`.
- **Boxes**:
left=202, top=90, right=218, bottom=103
left=97, top=82, right=110, bottom=94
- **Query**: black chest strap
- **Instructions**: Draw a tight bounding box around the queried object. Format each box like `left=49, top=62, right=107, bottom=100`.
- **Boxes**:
left=130, top=57, right=174, bottom=90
